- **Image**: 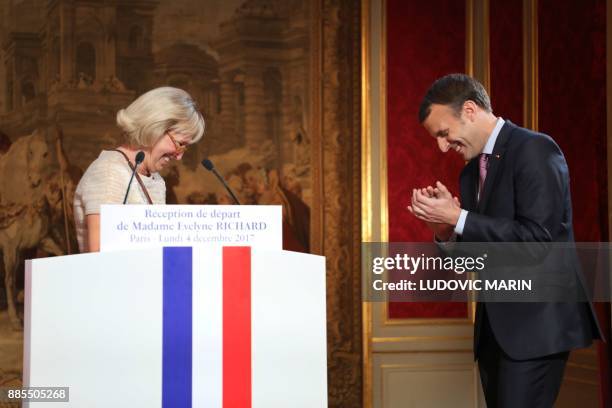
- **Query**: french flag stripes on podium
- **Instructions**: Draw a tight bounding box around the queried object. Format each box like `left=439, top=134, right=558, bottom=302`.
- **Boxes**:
left=24, top=246, right=327, bottom=408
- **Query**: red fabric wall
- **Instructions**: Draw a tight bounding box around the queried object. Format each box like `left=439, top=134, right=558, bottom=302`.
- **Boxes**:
left=539, top=0, right=607, bottom=242
left=386, top=0, right=467, bottom=318
left=538, top=0, right=610, bottom=402
left=490, top=0, right=523, bottom=126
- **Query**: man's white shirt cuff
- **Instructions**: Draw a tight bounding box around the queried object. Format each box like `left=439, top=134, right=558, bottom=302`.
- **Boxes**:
left=454, top=209, right=468, bottom=235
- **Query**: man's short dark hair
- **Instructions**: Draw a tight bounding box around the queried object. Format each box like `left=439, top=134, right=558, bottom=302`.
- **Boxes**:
left=418, top=73, right=492, bottom=123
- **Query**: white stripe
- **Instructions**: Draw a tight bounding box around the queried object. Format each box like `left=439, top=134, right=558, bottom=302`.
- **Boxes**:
left=26, top=249, right=163, bottom=407
left=251, top=250, right=328, bottom=408
left=192, top=247, right=223, bottom=407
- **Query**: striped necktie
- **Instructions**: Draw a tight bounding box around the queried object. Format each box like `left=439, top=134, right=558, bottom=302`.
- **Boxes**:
left=478, top=153, right=489, bottom=201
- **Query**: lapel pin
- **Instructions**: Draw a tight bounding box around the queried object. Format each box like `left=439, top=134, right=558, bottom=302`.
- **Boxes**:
left=495, top=154, right=501, bottom=159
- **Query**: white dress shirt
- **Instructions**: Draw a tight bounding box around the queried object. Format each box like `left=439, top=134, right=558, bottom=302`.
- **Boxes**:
left=454, top=117, right=505, bottom=235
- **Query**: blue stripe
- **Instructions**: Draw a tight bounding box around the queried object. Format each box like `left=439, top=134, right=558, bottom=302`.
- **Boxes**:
left=162, top=247, right=192, bottom=408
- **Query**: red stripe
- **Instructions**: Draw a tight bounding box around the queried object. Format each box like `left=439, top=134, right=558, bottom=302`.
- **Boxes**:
left=223, top=246, right=252, bottom=408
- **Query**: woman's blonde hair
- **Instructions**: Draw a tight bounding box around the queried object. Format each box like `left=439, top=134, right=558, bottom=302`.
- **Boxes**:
left=116, top=87, right=205, bottom=147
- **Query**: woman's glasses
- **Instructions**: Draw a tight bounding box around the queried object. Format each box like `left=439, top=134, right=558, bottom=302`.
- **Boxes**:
left=166, top=131, right=189, bottom=155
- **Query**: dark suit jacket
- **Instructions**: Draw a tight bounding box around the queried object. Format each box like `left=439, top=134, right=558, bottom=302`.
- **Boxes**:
left=459, top=121, right=602, bottom=360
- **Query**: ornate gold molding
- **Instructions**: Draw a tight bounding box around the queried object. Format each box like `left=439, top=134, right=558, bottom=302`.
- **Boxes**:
left=361, top=0, right=373, bottom=406
left=379, top=4, right=389, bottom=245
left=372, top=335, right=473, bottom=343
left=466, top=0, right=490, bottom=92
left=318, top=0, right=363, bottom=406
left=361, top=0, right=387, bottom=405
left=466, top=0, right=474, bottom=77
left=361, top=0, right=388, bottom=247
left=523, top=0, right=539, bottom=131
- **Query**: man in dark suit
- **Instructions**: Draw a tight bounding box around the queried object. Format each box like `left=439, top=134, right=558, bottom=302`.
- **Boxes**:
left=408, top=73, right=601, bottom=407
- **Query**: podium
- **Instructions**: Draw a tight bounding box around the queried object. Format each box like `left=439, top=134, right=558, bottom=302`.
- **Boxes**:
left=23, top=209, right=327, bottom=407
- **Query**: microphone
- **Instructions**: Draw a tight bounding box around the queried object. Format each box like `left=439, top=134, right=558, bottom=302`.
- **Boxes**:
left=201, top=159, right=241, bottom=205
left=123, top=151, right=145, bottom=204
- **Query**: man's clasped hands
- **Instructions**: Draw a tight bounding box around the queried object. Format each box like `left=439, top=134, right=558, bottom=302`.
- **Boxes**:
left=406, top=181, right=462, bottom=241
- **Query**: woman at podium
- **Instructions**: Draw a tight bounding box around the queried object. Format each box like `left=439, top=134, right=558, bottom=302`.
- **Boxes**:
left=73, top=87, right=205, bottom=253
